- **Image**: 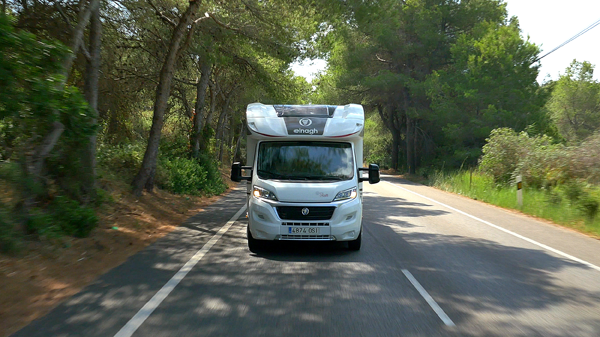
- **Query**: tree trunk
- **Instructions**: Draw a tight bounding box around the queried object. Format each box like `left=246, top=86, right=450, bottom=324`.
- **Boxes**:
left=403, top=88, right=416, bottom=174
left=199, top=80, right=218, bottom=153
left=391, top=131, right=400, bottom=171
left=191, top=62, right=212, bottom=158
left=377, top=104, right=402, bottom=170
left=218, top=114, right=228, bottom=162
left=204, top=80, right=218, bottom=128
left=25, top=0, right=99, bottom=184
left=132, top=0, right=204, bottom=196
left=406, top=114, right=415, bottom=174
left=215, top=100, right=229, bottom=161
left=62, top=0, right=100, bottom=82
left=81, top=3, right=101, bottom=203
left=233, top=123, right=244, bottom=163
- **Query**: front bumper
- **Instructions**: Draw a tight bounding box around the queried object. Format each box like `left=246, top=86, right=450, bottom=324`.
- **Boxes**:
left=247, top=196, right=362, bottom=241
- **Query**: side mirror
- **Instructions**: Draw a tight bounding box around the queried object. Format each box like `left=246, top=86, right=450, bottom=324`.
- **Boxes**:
left=231, top=162, right=242, bottom=182
left=368, top=163, right=380, bottom=184
left=231, top=162, right=252, bottom=182
left=358, top=163, right=380, bottom=184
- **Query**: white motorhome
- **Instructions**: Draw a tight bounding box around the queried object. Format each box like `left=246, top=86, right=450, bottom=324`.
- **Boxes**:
left=231, top=103, right=380, bottom=251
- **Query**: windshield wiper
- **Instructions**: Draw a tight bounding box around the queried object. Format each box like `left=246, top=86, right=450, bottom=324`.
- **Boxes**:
left=257, top=170, right=288, bottom=179
left=289, top=175, right=345, bottom=181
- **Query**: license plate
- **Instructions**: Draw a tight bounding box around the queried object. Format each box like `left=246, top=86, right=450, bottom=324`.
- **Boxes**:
left=288, top=227, right=320, bottom=234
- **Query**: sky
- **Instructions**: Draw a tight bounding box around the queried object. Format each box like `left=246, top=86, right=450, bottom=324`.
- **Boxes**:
left=291, top=0, right=600, bottom=83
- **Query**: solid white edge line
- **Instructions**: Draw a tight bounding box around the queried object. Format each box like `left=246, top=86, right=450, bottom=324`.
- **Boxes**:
left=401, top=269, right=455, bottom=327
left=383, top=180, right=600, bottom=273
left=114, top=204, right=247, bottom=337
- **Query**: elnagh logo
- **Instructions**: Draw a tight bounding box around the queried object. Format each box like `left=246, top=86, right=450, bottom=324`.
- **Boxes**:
left=299, top=118, right=313, bottom=127
left=293, top=128, right=319, bottom=135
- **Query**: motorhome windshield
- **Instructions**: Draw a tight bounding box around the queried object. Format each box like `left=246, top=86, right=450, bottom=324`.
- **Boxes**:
left=257, top=141, right=354, bottom=181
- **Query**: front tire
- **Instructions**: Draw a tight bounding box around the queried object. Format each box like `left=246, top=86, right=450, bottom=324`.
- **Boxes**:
left=348, top=231, right=362, bottom=251
left=247, top=226, right=261, bottom=253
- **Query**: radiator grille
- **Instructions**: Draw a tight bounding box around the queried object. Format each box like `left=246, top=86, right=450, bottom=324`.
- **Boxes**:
left=276, top=206, right=336, bottom=220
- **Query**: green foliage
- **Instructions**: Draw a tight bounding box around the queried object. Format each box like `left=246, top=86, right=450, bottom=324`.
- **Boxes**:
left=157, top=155, right=227, bottom=196
left=154, top=134, right=226, bottom=196
left=480, top=127, right=600, bottom=188
left=50, top=196, right=98, bottom=238
left=25, top=196, right=98, bottom=238
left=97, top=142, right=145, bottom=180
left=316, top=0, right=545, bottom=172
left=479, top=128, right=561, bottom=187
left=0, top=15, right=95, bottom=153
left=0, top=15, right=99, bottom=243
left=546, top=60, right=600, bottom=144
left=579, top=196, right=599, bottom=220
left=364, top=113, right=392, bottom=168
left=158, top=157, right=207, bottom=195
left=0, top=207, right=20, bottom=254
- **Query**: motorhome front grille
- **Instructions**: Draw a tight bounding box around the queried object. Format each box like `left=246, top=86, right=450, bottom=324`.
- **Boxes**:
left=281, top=222, right=330, bottom=226
left=279, top=235, right=333, bottom=241
left=276, top=206, right=336, bottom=220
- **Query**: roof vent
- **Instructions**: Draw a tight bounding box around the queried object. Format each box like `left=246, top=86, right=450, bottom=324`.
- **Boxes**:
left=273, top=105, right=336, bottom=118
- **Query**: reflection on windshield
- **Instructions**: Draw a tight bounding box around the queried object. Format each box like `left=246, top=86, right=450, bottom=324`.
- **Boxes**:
left=257, top=142, right=354, bottom=181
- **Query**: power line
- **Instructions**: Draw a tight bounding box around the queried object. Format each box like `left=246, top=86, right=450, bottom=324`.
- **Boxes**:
left=535, top=17, right=600, bottom=62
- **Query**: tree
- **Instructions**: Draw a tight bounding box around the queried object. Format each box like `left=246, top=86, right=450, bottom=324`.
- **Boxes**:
left=131, top=0, right=324, bottom=195
left=427, top=19, right=545, bottom=166
left=316, top=0, right=545, bottom=172
left=547, top=60, right=600, bottom=144
left=0, top=14, right=96, bottom=232
left=132, top=0, right=207, bottom=196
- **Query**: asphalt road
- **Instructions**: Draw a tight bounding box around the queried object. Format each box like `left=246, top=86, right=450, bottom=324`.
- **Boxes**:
left=12, top=176, right=600, bottom=337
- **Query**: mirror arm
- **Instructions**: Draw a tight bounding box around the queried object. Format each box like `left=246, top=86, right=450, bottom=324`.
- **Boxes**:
left=357, top=167, right=369, bottom=182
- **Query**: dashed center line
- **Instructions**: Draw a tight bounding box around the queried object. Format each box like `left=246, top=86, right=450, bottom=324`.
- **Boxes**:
left=402, top=269, right=455, bottom=326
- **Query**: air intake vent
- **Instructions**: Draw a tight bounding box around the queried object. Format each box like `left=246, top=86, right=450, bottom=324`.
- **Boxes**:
left=280, top=235, right=332, bottom=241
left=282, top=222, right=330, bottom=226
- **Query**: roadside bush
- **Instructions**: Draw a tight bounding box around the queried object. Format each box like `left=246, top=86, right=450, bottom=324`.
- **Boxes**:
left=479, top=128, right=525, bottom=183
left=568, top=133, right=600, bottom=184
left=25, top=196, right=98, bottom=238
left=158, top=157, right=208, bottom=195
left=157, top=154, right=227, bottom=196
left=0, top=208, right=20, bottom=254
left=578, top=196, right=599, bottom=220
left=156, top=134, right=227, bottom=196
left=97, top=142, right=145, bottom=180
left=195, top=152, right=227, bottom=195
left=480, top=128, right=562, bottom=187
left=50, top=196, right=98, bottom=237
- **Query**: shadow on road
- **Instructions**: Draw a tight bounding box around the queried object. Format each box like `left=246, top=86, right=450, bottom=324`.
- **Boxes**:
left=12, top=184, right=600, bottom=337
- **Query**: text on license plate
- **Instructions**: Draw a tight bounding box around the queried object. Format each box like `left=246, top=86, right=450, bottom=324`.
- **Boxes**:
left=288, top=227, right=320, bottom=234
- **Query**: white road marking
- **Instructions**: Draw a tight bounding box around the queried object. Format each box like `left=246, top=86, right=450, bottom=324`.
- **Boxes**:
left=383, top=180, right=600, bottom=273
left=401, top=269, right=455, bottom=326
left=114, top=205, right=247, bottom=337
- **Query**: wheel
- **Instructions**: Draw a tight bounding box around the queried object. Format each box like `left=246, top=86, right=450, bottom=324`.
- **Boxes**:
left=247, top=225, right=262, bottom=253
left=348, top=231, right=362, bottom=251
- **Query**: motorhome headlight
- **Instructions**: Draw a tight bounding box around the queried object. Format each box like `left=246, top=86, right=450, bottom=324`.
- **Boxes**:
left=333, top=187, right=357, bottom=202
left=252, top=186, right=278, bottom=201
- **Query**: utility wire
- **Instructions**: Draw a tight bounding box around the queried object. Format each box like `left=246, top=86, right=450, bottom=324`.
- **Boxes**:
left=535, top=18, right=600, bottom=62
